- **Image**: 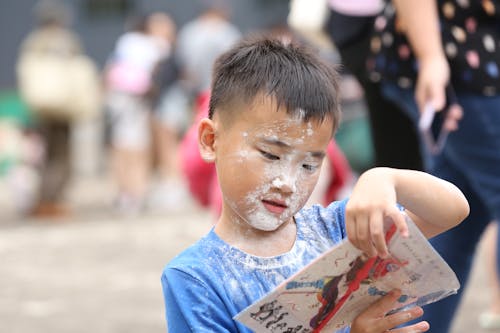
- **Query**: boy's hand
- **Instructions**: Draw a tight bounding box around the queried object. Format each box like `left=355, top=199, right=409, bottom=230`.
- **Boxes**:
left=350, top=289, right=430, bottom=333
left=345, top=168, right=409, bottom=258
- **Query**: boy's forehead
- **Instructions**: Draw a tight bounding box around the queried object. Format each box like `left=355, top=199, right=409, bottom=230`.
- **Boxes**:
left=245, top=95, right=315, bottom=127
left=217, top=93, right=334, bottom=138
left=250, top=120, right=313, bottom=137
left=239, top=113, right=333, bottom=148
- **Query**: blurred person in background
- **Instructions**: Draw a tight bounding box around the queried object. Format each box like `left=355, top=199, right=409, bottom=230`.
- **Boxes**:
left=325, top=0, right=424, bottom=171
left=369, top=1, right=500, bottom=331
left=104, top=11, right=171, bottom=215
left=480, top=222, right=500, bottom=329
left=287, top=0, right=378, bottom=174
left=160, top=0, right=241, bottom=212
left=175, top=0, right=241, bottom=98
left=0, top=92, right=43, bottom=216
left=146, top=13, right=191, bottom=212
left=16, top=0, right=100, bottom=218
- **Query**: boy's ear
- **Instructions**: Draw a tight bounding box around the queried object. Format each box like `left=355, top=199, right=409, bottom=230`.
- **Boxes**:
left=198, top=118, right=217, bottom=162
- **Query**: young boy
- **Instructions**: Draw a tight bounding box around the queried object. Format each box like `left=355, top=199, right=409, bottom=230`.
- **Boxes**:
left=161, top=36, right=469, bottom=332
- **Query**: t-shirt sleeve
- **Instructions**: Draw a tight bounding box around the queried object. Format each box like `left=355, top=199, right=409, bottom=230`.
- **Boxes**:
left=161, top=267, right=238, bottom=333
left=323, top=198, right=348, bottom=240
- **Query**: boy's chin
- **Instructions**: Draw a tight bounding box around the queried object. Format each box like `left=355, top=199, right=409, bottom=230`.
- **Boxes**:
left=245, top=215, right=291, bottom=232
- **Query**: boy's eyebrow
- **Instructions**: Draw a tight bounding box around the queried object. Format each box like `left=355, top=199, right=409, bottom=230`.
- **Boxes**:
left=310, top=151, right=326, bottom=159
left=262, top=138, right=291, bottom=149
left=262, top=138, right=326, bottom=159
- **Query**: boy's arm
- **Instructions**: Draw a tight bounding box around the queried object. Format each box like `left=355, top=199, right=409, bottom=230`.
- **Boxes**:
left=345, top=167, right=469, bottom=258
left=162, top=269, right=237, bottom=332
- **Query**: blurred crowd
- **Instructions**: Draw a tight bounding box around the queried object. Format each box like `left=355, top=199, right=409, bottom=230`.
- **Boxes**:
left=1, top=0, right=364, bottom=220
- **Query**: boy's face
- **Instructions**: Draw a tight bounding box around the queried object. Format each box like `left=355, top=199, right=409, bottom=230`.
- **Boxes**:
left=210, top=96, right=334, bottom=232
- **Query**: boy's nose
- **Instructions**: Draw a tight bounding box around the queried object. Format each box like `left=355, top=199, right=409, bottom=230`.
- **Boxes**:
left=272, top=176, right=296, bottom=194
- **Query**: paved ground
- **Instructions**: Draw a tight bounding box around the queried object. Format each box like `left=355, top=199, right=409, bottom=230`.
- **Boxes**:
left=0, top=175, right=498, bottom=333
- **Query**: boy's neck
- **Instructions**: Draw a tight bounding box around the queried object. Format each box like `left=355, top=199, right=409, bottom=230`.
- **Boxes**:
left=214, top=216, right=297, bottom=257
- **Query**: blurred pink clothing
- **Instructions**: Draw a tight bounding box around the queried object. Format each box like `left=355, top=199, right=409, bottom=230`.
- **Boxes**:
left=180, top=91, right=352, bottom=217
left=328, top=0, right=383, bottom=16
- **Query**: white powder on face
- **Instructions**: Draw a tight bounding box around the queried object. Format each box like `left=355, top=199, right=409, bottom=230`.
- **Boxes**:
left=222, top=123, right=320, bottom=233
left=295, top=108, right=306, bottom=120
left=241, top=168, right=309, bottom=232
left=267, top=158, right=298, bottom=193
left=237, top=149, right=249, bottom=159
left=225, top=158, right=313, bottom=233
left=243, top=183, right=284, bottom=231
left=271, top=174, right=297, bottom=193
left=248, top=209, right=283, bottom=231
left=306, top=122, right=314, bottom=136
left=272, top=178, right=285, bottom=188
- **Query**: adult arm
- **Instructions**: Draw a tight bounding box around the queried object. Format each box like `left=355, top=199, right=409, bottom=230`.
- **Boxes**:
left=392, top=0, right=449, bottom=112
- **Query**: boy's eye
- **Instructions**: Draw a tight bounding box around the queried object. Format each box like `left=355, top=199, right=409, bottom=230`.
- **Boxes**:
left=258, top=149, right=280, bottom=160
left=302, top=164, right=318, bottom=172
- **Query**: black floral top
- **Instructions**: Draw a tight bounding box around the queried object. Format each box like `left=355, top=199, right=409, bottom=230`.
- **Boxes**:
left=368, top=0, right=500, bottom=96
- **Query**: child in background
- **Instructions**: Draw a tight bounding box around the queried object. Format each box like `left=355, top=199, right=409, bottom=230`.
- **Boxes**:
left=161, top=36, right=469, bottom=332
left=0, top=91, right=43, bottom=216
left=105, top=12, right=172, bottom=214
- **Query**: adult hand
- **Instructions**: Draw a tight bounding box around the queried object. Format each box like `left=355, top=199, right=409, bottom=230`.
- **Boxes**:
left=415, top=54, right=463, bottom=131
left=415, top=53, right=449, bottom=112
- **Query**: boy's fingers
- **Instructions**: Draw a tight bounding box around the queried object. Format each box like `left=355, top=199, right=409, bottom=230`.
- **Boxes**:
left=380, top=307, right=425, bottom=331
left=361, top=289, right=402, bottom=318
left=389, top=320, right=430, bottom=333
left=369, top=211, right=388, bottom=258
left=387, top=208, right=409, bottom=238
left=345, top=213, right=358, bottom=248
left=356, top=215, right=377, bottom=257
left=361, top=293, right=428, bottom=332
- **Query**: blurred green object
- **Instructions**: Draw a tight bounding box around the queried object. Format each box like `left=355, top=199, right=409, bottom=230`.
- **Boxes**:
left=335, top=109, right=375, bottom=174
left=0, top=90, right=35, bottom=128
left=0, top=158, right=15, bottom=177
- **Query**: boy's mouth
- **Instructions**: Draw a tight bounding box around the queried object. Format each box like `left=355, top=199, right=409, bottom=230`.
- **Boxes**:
left=262, top=199, right=288, bottom=214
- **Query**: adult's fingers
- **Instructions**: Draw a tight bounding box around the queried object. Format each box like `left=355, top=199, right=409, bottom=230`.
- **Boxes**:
left=443, top=104, right=463, bottom=132
left=416, top=80, right=446, bottom=114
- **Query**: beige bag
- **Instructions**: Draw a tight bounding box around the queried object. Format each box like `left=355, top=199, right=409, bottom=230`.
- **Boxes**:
left=287, top=0, right=331, bottom=47
left=18, top=52, right=101, bottom=121
left=288, top=0, right=329, bottom=33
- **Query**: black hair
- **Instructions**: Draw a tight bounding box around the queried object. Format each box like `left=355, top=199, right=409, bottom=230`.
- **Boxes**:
left=209, top=35, right=341, bottom=131
left=125, top=12, right=149, bottom=33
left=35, top=0, right=71, bottom=27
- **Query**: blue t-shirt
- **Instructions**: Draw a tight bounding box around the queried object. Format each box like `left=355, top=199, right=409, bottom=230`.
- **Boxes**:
left=162, top=200, right=349, bottom=332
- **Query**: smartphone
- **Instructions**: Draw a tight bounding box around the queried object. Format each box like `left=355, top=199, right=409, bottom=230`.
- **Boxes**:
left=418, top=104, right=449, bottom=154
left=418, top=85, right=458, bottom=155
